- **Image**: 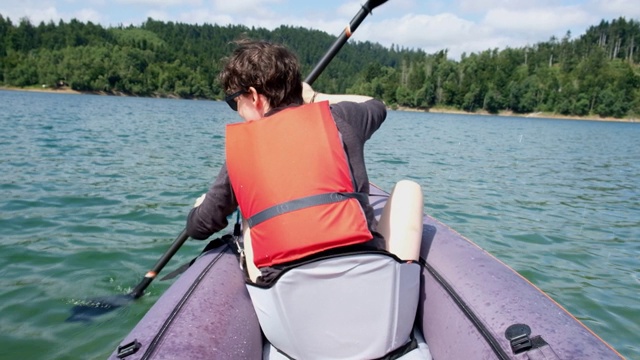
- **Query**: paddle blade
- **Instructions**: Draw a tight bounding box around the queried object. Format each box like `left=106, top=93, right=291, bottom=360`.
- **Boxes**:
left=368, top=0, right=389, bottom=10
left=66, top=294, right=134, bottom=322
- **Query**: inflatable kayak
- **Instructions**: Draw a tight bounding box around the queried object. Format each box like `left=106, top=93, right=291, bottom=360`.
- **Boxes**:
left=108, top=183, right=622, bottom=359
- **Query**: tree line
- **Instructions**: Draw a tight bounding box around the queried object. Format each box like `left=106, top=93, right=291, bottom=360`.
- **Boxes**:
left=1, top=15, right=639, bottom=118
left=346, top=18, right=640, bottom=118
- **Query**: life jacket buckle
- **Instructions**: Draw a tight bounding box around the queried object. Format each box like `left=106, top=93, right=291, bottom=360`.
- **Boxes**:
left=232, top=222, right=245, bottom=271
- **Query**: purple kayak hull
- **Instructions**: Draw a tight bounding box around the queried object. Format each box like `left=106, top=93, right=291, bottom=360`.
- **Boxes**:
left=110, top=184, right=622, bottom=359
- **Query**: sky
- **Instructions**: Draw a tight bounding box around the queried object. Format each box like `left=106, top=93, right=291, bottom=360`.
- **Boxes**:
left=1, top=0, right=639, bottom=59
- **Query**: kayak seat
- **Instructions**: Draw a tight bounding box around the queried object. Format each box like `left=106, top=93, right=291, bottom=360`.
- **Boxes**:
left=246, top=252, right=421, bottom=360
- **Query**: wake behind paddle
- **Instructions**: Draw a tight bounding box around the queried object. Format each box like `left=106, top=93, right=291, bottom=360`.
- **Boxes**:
left=67, top=293, right=134, bottom=323
left=66, top=230, right=189, bottom=322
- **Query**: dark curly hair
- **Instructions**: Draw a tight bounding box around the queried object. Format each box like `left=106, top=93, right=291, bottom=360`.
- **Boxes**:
left=219, top=39, right=303, bottom=109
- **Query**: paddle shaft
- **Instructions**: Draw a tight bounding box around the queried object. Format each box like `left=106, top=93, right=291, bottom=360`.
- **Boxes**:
left=304, top=0, right=388, bottom=85
left=129, top=228, right=189, bottom=299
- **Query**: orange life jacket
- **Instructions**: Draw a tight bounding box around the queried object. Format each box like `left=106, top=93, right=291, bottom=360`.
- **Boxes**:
left=226, top=101, right=373, bottom=268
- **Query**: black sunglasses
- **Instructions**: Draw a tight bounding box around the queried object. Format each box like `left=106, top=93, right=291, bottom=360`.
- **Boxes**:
left=224, top=89, right=248, bottom=111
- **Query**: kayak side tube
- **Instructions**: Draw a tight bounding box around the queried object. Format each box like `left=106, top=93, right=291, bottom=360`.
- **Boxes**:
left=111, top=183, right=623, bottom=360
left=368, top=184, right=623, bottom=360
left=109, top=245, right=263, bottom=360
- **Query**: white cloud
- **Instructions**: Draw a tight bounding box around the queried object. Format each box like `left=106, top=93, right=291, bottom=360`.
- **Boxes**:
left=1, top=0, right=637, bottom=61
left=0, top=1, right=103, bottom=24
left=365, top=12, right=489, bottom=56
left=483, top=6, right=593, bottom=35
left=392, top=0, right=421, bottom=11
left=457, top=0, right=551, bottom=13
left=589, top=0, right=640, bottom=18
left=211, top=0, right=281, bottom=17
left=1, top=6, right=60, bottom=24
left=115, top=0, right=202, bottom=6
left=73, top=8, right=103, bottom=23
left=145, top=10, right=170, bottom=22
left=175, top=9, right=234, bottom=26
left=362, top=1, right=628, bottom=59
left=336, top=1, right=362, bottom=18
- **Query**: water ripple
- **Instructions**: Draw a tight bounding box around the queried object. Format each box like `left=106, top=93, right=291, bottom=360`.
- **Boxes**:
left=0, top=91, right=638, bottom=359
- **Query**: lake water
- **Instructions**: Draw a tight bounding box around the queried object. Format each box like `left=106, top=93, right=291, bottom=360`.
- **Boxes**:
left=0, top=89, right=638, bottom=359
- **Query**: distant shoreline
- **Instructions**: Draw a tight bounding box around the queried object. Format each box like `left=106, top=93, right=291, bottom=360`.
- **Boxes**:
left=2, top=85, right=638, bottom=123
left=0, top=85, right=183, bottom=99
left=1, top=85, right=83, bottom=95
left=395, top=106, right=639, bottom=123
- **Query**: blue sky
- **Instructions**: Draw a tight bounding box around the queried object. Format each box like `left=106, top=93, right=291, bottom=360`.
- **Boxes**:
left=1, top=0, right=638, bottom=59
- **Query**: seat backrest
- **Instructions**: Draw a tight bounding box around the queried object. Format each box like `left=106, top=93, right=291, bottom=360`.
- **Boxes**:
left=247, top=253, right=421, bottom=360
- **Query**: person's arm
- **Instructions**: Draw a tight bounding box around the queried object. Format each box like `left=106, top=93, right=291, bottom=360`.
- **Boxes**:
left=186, top=163, right=238, bottom=240
left=302, top=82, right=374, bottom=104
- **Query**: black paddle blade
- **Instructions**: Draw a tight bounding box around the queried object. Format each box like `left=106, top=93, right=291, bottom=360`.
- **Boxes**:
left=66, top=294, right=134, bottom=322
left=368, top=0, right=389, bottom=10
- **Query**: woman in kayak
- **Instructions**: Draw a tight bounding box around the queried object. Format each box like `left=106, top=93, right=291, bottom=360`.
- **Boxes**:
left=187, top=39, right=422, bottom=359
left=186, top=39, right=388, bottom=281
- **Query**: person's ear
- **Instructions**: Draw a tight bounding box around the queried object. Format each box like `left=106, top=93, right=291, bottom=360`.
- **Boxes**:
left=248, top=87, right=260, bottom=105
left=248, top=86, right=270, bottom=113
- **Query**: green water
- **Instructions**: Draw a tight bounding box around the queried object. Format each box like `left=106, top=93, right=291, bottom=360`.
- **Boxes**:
left=1, top=89, right=638, bottom=359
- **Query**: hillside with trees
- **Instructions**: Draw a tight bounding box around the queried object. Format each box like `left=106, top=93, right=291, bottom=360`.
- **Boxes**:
left=1, top=15, right=639, bottom=118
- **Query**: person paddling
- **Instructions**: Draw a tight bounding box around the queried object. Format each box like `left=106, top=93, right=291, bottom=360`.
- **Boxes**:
left=187, top=39, right=387, bottom=279
left=187, top=39, right=423, bottom=359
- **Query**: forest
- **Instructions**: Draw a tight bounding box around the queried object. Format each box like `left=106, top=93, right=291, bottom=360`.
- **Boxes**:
left=1, top=14, right=639, bottom=119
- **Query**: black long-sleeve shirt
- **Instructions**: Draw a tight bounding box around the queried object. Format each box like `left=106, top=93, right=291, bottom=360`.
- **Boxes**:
left=186, top=99, right=387, bottom=249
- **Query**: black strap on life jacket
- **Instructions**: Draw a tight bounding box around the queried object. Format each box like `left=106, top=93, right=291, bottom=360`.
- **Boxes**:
left=246, top=191, right=368, bottom=228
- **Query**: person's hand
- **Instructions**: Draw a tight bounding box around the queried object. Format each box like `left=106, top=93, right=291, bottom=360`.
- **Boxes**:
left=193, top=193, right=206, bottom=207
left=302, top=83, right=373, bottom=104
left=302, top=82, right=317, bottom=104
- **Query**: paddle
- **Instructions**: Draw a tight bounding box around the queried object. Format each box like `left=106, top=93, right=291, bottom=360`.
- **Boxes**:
left=305, top=0, right=389, bottom=85
left=68, top=0, right=388, bottom=322
left=67, top=229, right=189, bottom=322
